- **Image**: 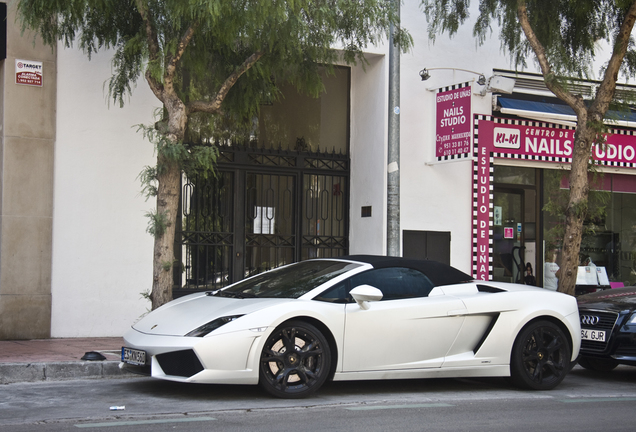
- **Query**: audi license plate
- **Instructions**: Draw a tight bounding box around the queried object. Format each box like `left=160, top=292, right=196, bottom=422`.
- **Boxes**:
left=121, top=347, right=146, bottom=366
left=581, top=329, right=606, bottom=342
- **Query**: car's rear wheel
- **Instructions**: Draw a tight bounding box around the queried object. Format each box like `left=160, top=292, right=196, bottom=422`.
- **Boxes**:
left=510, top=320, right=571, bottom=390
left=578, top=355, right=619, bottom=372
left=259, top=320, right=331, bottom=398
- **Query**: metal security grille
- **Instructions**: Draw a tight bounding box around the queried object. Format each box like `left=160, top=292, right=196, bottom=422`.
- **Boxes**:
left=174, top=145, right=349, bottom=295
left=245, top=173, right=296, bottom=277
left=302, top=173, right=347, bottom=260
left=177, top=171, right=234, bottom=291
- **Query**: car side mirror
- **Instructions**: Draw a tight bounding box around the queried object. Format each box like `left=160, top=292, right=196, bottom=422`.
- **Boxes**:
left=350, top=285, right=383, bottom=310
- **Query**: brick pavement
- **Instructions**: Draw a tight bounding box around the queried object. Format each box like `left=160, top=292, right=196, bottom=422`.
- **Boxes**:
left=0, top=337, right=132, bottom=384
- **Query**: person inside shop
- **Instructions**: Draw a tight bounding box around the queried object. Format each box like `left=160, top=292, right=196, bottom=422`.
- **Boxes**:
left=524, top=262, right=536, bottom=286
left=583, top=256, right=597, bottom=271
left=544, top=250, right=561, bottom=291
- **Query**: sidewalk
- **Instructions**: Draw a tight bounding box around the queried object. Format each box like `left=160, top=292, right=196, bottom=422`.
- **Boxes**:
left=0, top=337, right=134, bottom=384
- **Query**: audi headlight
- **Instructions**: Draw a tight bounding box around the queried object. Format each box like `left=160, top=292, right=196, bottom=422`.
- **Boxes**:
left=185, top=315, right=244, bottom=337
left=628, top=313, right=636, bottom=325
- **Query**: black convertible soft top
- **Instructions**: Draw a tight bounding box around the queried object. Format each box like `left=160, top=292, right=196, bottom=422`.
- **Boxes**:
left=340, top=255, right=474, bottom=287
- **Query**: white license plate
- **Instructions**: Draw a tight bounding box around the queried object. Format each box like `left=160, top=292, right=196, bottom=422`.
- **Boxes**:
left=581, top=329, right=606, bottom=342
left=121, top=347, right=147, bottom=366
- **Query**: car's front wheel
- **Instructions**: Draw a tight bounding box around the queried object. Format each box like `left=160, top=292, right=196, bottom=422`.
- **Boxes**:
left=510, top=320, right=571, bottom=390
left=259, top=320, right=331, bottom=398
left=578, top=355, right=619, bottom=372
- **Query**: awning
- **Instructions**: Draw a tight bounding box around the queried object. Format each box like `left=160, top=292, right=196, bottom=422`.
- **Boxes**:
left=497, top=96, right=636, bottom=127
left=499, top=98, right=576, bottom=116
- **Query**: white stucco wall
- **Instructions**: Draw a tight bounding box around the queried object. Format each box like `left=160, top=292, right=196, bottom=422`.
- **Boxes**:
left=348, top=1, right=521, bottom=273
left=49, top=1, right=538, bottom=336
left=399, top=2, right=515, bottom=274
left=349, top=53, right=389, bottom=255
left=51, top=45, right=158, bottom=337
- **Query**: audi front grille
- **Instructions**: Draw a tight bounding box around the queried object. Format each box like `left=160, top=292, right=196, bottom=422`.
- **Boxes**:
left=579, top=310, right=619, bottom=353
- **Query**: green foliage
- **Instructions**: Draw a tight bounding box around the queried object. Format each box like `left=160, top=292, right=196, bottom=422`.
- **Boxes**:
left=136, top=122, right=219, bottom=198
left=19, top=0, right=412, bottom=114
left=145, top=209, right=169, bottom=237
left=19, top=0, right=411, bottom=204
left=139, top=289, right=151, bottom=302
left=18, top=0, right=411, bottom=307
left=139, top=289, right=152, bottom=315
left=421, top=0, right=636, bottom=80
left=138, top=165, right=158, bottom=200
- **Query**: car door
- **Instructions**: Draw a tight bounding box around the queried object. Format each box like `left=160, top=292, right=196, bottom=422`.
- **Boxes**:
left=341, top=267, right=466, bottom=372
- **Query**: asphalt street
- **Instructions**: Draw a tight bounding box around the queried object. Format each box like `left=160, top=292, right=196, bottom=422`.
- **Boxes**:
left=1, top=365, right=635, bottom=431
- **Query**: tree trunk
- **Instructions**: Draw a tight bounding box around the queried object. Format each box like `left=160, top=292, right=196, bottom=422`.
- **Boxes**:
left=558, top=123, right=595, bottom=295
left=150, top=157, right=181, bottom=309
left=150, top=97, right=188, bottom=310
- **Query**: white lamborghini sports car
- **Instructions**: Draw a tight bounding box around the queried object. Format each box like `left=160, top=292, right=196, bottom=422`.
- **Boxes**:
left=121, top=255, right=581, bottom=398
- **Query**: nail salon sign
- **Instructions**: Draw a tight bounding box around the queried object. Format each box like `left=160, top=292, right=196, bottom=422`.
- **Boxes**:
left=472, top=115, right=636, bottom=281
left=483, top=118, right=636, bottom=164
left=436, top=84, right=472, bottom=158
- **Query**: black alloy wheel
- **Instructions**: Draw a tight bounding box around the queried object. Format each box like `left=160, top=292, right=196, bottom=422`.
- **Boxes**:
left=578, top=355, right=619, bottom=372
left=510, top=320, right=571, bottom=390
left=259, top=320, right=331, bottom=398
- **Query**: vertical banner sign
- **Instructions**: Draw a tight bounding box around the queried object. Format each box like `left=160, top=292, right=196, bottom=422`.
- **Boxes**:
left=15, top=59, right=43, bottom=87
left=436, top=85, right=472, bottom=159
left=473, top=116, right=493, bottom=281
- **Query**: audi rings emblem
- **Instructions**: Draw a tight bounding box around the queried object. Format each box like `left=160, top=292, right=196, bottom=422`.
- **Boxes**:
left=580, top=315, right=600, bottom=325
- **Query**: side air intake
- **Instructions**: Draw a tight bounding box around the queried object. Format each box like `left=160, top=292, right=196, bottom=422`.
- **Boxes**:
left=477, top=284, right=506, bottom=293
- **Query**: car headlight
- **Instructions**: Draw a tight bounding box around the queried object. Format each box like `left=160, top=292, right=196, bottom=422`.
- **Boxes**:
left=185, top=315, right=244, bottom=337
left=627, top=313, right=636, bottom=325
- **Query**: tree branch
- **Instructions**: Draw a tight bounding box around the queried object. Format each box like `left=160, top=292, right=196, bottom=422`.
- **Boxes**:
left=517, top=0, right=585, bottom=115
left=135, top=0, right=164, bottom=100
left=187, top=51, right=264, bottom=114
left=591, top=0, right=636, bottom=118
left=165, top=21, right=200, bottom=90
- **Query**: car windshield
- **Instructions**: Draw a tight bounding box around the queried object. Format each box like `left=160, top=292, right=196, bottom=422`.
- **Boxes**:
left=216, top=260, right=361, bottom=299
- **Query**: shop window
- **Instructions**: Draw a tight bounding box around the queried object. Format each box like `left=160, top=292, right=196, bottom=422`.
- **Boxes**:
left=494, top=165, right=535, bottom=185
left=542, top=170, right=636, bottom=287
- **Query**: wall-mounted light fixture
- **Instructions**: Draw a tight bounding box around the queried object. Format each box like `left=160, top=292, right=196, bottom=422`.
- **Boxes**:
left=419, top=67, right=486, bottom=86
left=419, top=67, right=516, bottom=96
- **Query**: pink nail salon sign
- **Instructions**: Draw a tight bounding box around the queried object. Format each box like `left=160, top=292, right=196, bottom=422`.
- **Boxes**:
left=481, top=118, right=636, bottom=164
left=472, top=115, right=636, bottom=281
left=436, top=85, right=472, bottom=158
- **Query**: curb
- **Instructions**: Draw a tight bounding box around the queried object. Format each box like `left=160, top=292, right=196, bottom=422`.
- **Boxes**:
left=0, top=361, right=135, bottom=384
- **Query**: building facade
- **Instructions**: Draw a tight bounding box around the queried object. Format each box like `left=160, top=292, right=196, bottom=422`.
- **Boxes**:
left=1, top=1, right=56, bottom=339
left=2, top=0, right=635, bottom=339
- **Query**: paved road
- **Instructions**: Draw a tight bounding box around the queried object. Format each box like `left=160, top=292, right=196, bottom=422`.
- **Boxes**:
left=2, top=365, right=635, bottom=431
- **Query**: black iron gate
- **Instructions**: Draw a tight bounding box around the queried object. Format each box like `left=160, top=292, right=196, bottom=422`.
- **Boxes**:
left=173, top=145, right=349, bottom=296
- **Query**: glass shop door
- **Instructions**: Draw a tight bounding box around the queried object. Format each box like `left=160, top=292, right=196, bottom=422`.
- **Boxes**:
left=493, top=189, right=525, bottom=283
